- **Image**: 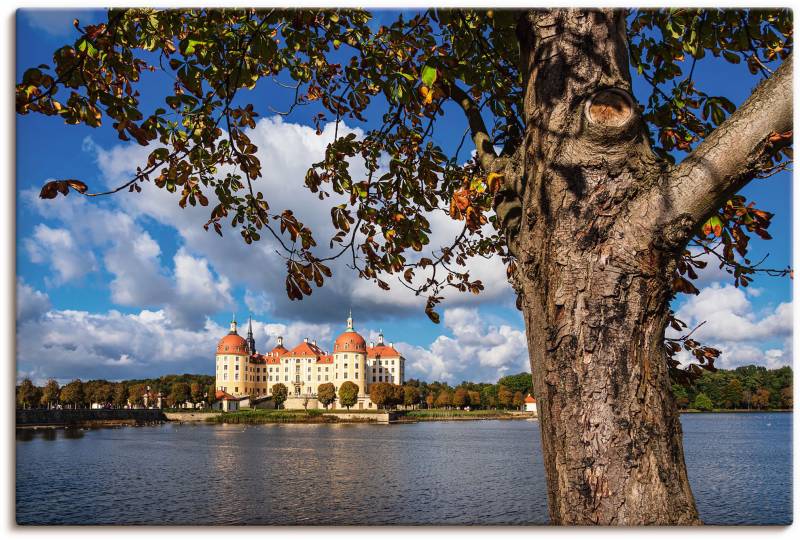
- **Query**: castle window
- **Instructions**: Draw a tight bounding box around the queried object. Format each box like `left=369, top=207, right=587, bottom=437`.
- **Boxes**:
left=223, top=373, right=228, bottom=381
left=235, top=365, right=239, bottom=371
left=235, top=374, right=239, bottom=381
left=325, top=376, right=329, bottom=381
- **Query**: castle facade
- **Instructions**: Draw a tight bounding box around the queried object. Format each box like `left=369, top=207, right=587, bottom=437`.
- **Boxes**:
left=215, top=313, right=405, bottom=409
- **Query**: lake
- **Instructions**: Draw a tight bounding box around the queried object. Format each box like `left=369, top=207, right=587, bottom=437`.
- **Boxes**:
left=15, top=412, right=791, bottom=525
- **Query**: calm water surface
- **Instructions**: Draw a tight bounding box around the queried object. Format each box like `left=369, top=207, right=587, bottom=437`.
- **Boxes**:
left=16, top=413, right=791, bottom=525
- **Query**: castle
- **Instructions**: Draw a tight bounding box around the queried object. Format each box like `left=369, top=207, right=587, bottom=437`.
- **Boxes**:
left=215, top=312, right=405, bottom=409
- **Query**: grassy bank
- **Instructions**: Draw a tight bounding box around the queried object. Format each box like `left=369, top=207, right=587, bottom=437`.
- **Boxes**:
left=405, top=409, right=530, bottom=421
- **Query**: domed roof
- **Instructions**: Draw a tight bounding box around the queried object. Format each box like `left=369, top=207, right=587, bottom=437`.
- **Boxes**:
left=333, top=311, right=366, bottom=353
left=334, top=330, right=366, bottom=353
left=217, top=333, right=249, bottom=355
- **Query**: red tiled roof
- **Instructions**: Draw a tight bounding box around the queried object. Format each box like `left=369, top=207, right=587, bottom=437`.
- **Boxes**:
left=367, top=344, right=400, bottom=357
left=334, top=330, right=366, bottom=353
left=216, top=333, right=249, bottom=355
left=524, top=395, right=537, bottom=403
left=287, top=341, right=326, bottom=357
left=317, top=354, right=334, bottom=364
left=216, top=390, right=242, bottom=401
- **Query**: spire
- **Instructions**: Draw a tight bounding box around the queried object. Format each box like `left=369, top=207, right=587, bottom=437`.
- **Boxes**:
left=378, top=329, right=384, bottom=345
left=346, top=308, right=353, bottom=331
left=246, top=315, right=256, bottom=353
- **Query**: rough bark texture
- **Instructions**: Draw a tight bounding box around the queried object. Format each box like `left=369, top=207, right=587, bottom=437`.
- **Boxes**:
left=472, top=7, right=790, bottom=526
left=512, top=9, right=699, bottom=525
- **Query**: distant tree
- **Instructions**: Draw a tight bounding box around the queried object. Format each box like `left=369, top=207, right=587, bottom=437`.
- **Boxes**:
left=403, top=385, right=420, bottom=409
left=206, top=384, right=217, bottom=407
left=497, top=373, right=533, bottom=397
left=128, top=383, right=147, bottom=408
left=481, top=386, right=498, bottom=409
left=41, top=379, right=60, bottom=409
left=780, top=386, right=793, bottom=409
left=468, top=390, right=481, bottom=409
left=190, top=382, right=204, bottom=406
left=338, top=382, right=359, bottom=410
left=720, top=378, right=744, bottom=409
left=302, top=395, right=310, bottom=411
left=93, top=383, right=114, bottom=407
left=671, top=384, right=690, bottom=409
left=425, top=394, right=435, bottom=409
left=512, top=391, right=524, bottom=410
left=751, top=388, right=771, bottom=410
left=168, top=382, right=191, bottom=407
left=249, top=390, right=259, bottom=409
left=453, top=387, right=470, bottom=409
left=692, top=393, right=713, bottom=412
left=370, top=382, right=393, bottom=410
left=112, top=383, right=128, bottom=408
left=434, top=390, right=452, bottom=409
left=317, top=383, right=336, bottom=409
left=390, top=384, right=405, bottom=409
left=271, top=383, right=288, bottom=409
left=497, top=385, right=513, bottom=409
left=17, top=379, right=39, bottom=409
left=59, top=379, right=84, bottom=409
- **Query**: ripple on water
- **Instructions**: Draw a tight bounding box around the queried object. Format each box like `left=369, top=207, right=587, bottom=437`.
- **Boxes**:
left=16, top=414, right=791, bottom=525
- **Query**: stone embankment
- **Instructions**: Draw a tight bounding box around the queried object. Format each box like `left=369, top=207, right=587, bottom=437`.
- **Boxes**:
left=16, top=408, right=165, bottom=428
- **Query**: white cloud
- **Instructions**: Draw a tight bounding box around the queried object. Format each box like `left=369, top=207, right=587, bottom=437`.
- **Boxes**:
left=16, top=278, right=51, bottom=322
left=404, top=307, right=529, bottom=383
left=24, top=224, right=97, bottom=285
left=670, top=283, right=792, bottom=369
left=79, top=116, right=513, bottom=322
left=15, top=285, right=332, bottom=384
left=22, top=192, right=232, bottom=330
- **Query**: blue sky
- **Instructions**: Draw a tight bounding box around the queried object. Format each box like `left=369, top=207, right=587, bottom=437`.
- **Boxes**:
left=15, top=9, right=792, bottom=385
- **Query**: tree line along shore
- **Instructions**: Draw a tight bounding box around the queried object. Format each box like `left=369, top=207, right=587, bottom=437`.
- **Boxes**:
left=16, top=365, right=792, bottom=415
left=15, top=372, right=537, bottom=412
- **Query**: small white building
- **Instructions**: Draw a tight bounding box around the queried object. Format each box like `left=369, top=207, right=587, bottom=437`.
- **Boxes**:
left=524, top=394, right=538, bottom=413
left=213, top=390, right=243, bottom=412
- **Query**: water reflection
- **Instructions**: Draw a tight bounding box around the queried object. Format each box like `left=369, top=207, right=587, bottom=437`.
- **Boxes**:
left=15, top=414, right=792, bottom=525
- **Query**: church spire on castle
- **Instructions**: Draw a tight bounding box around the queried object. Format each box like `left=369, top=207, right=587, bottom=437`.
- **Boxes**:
left=346, top=308, right=353, bottom=331
left=246, top=315, right=256, bottom=353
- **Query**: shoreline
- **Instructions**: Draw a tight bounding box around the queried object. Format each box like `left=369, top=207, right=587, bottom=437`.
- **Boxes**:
left=15, top=408, right=791, bottom=429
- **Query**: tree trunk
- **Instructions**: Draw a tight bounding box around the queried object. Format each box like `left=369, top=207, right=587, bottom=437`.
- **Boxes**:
left=511, top=9, right=701, bottom=525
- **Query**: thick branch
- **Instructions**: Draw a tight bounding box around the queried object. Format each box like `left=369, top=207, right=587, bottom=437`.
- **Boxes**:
left=447, top=83, right=505, bottom=172
left=665, top=56, right=793, bottom=232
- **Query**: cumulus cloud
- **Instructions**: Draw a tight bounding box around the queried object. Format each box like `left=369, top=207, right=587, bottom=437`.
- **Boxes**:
left=80, top=116, right=513, bottom=322
left=670, top=283, right=792, bottom=369
left=24, top=224, right=97, bottom=285
left=21, top=192, right=232, bottom=329
left=403, top=307, right=529, bottom=383
left=15, top=284, right=332, bottom=384
left=16, top=278, right=51, bottom=322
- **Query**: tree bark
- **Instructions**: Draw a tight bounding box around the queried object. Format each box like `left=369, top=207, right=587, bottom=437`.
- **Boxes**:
left=510, top=9, right=701, bottom=525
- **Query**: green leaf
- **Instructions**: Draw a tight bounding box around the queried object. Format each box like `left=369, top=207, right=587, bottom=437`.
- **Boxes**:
left=421, top=65, right=437, bottom=87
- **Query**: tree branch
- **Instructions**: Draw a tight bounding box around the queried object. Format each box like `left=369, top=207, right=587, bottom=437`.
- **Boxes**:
left=664, top=56, right=792, bottom=235
left=447, top=83, right=505, bottom=172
